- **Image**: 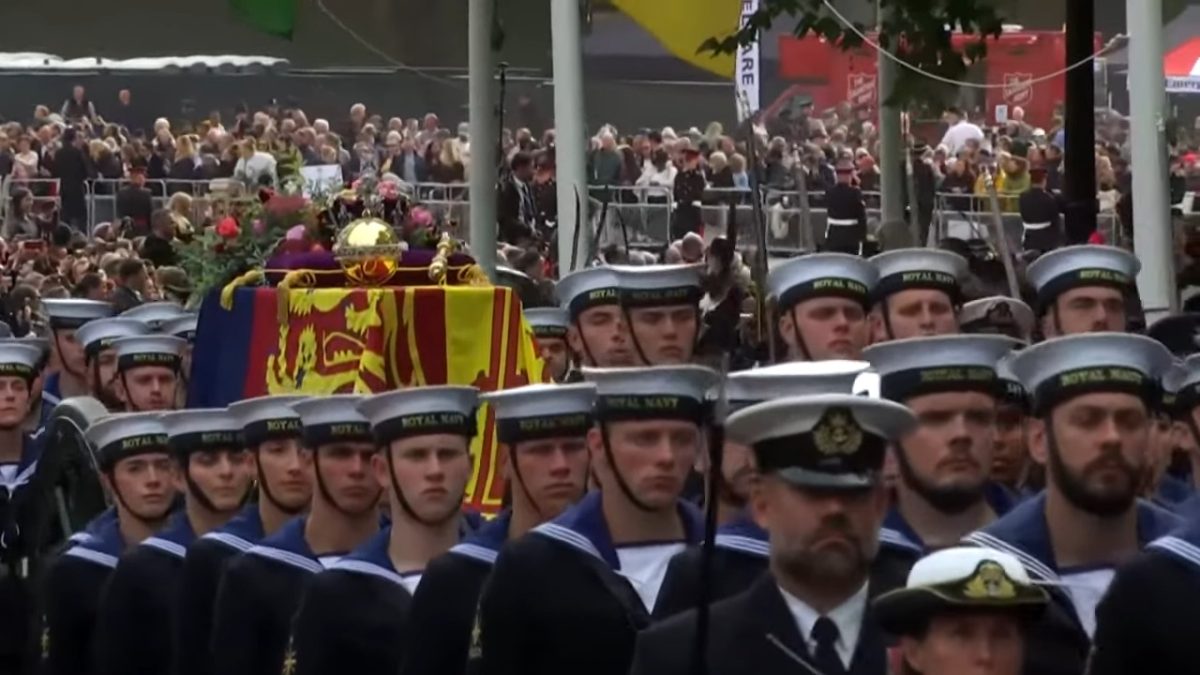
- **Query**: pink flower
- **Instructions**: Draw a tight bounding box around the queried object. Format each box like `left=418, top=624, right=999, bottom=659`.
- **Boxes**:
left=252, top=219, right=267, bottom=235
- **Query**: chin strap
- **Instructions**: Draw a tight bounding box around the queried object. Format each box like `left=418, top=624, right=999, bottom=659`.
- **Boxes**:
left=384, top=451, right=457, bottom=527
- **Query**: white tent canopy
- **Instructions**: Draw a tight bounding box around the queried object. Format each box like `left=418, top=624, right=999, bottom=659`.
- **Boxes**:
left=0, top=53, right=288, bottom=71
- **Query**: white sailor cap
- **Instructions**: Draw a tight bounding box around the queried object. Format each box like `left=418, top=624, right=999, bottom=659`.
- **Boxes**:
left=160, top=409, right=243, bottom=456
left=290, top=395, right=373, bottom=447
left=583, top=365, right=720, bottom=424
left=119, top=301, right=189, bottom=330
left=43, top=299, right=113, bottom=329
left=873, top=547, right=1048, bottom=636
left=864, top=335, right=1019, bottom=402
left=74, top=318, right=151, bottom=360
left=1025, top=245, right=1139, bottom=313
left=766, top=253, right=877, bottom=311
left=960, top=296, right=1035, bottom=341
left=556, top=266, right=621, bottom=319
left=358, top=386, right=479, bottom=445
left=227, top=395, right=306, bottom=447
left=726, top=360, right=872, bottom=410
left=610, top=264, right=703, bottom=308
left=85, top=412, right=171, bottom=469
left=0, top=342, right=45, bottom=381
left=162, top=314, right=199, bottom=342
left=1009, top=332, right=1173, bottom=415
left=1, top=336, right=49, bottom=369
left=726, top=394, right=915, bottom=489
left=111, top=335, right=186, bottom=372
left=482, top=383, right=596, bottom=444
left=869, top=248, right=968, bottom=305
left=525, top=307, right=570, bottom=340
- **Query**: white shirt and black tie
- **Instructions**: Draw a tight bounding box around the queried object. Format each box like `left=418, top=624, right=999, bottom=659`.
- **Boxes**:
left=778, top=582, right=869, bottom=674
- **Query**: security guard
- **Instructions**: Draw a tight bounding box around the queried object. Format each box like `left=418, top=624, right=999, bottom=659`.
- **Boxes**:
left=611, top=264, right=702, bottom=366
left=118, top=301, right=188, bottom=331
left=1026, top=245, right=1139, bottom=337
left=824, top=156, right=868, bottom=254
left=555, top=266, right=634, bottom=377
left=42, top=299, right=114, bottom=401
left=172, top=395, right=310, bottom=675
left=402, top=383, right=594, bottom=675
left=868, top=248, right=968, bottom=342
left=162, top=313, right=198, bottom=409
left=210, top=396, right=379, bottom=675
left=41, top=413, right=176, bottom=675
left=289, top=387, right=479, bottom=675
left=109, top=335, right=187, bottom=412
left=629, top=393, right=917, bottom=675
left=960, top=296, right=1035, bottom=342
left=767, top=253, right=879, bottom=362
left=963, top=333, right=1181, bottom=675
left=524, top=308, right=571, bottom=383
left=73, top=318, right=152, bottom=411
left=864, top=335, right=1018, bottom=569
left=470, top=365, right=718, bottom=675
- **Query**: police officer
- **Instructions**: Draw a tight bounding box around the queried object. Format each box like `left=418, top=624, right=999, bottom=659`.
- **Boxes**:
left=73, top=318, right=152, bottom=411
left=556, top=266, right=635, bottom=377
left=1019, top=167, right=1065, bottom=253
left=865, top=335, right=1018, bottom=568
left=868, top=248, right=968, bottom=342
left=173, top=395, right=310, bottom=675
left=210, top=396, right=380, bottom=675
left=42, top=299, right=114, bottom=402
left=289, top=386, right=479, bottom=675
left=1026, top=245, right=1139, bottom=337
left=402, top=383, right=594, bottom=675
left=109, top=335, right=187, bottom=412
left=93, top=409, right=251, bottom=675
left=960, top=296, right=1035, bottom=342
left=612, top=264, right=702, bottom=366
left=524, top=308, right=571, bottom=383
left=118, top=300, right=188, bottom=331
left=824, top=156, right=868, bottom=254
left=963, top=333, right=1181, bottom=675
left=629, top=393, right=917, bottom=675
left=470, top=365, right=718, bottom=675
left=767, top=253, right=879, bottom=362
left=162, top=313, right=198, bottom=409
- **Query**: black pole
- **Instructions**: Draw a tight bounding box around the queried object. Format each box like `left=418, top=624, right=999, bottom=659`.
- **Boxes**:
left=495, top=61, right=510, bottom=179
left=1062, top=0, right=1096, bottom=244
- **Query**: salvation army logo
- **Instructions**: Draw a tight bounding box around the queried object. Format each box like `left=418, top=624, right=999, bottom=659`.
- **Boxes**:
left=1003, top=73, right=1033, bottom=106
left=848, top=73, right=877, bottom=108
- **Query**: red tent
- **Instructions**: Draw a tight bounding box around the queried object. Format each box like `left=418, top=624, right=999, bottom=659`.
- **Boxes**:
left=1165, top=37, right=1200, bottom=93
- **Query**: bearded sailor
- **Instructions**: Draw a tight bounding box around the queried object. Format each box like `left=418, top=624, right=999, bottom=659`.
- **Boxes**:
left=1026, top=245, right=1139, bottom=337
left=867, top=248, right=968, bottom=342
left=72, top=318, right=151, bottom=412
left=402, top=383, right=594, bottom=675
left=556, top=266, right=634, bottom=379
left=766, top=253, right=878, bottom=362
left=42, top=299, right=113, bottom=401
left=524, top=308, right=572, bottom=383
left=611, top=264, right=702, bottom=366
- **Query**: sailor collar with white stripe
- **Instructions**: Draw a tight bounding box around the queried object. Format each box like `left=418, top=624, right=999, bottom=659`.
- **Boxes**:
left=68, top=507, right=119, bottom=546
left=140, top=510, right=197, bottom=559
left=201, top=503, right=266, bottom=553
left=63, top=516, right=126, bottom=569
left=247, top=516, right=343, bottom=574
left=534, top=491, right=704, bottom=569
left=328, top=526, right=419, bottom=590
left=1148, top=518, right=1200, bottom=573
left=449, top=510, right=513, bottom=565
left=713, top=513, right=769, bottom=558
left=883, top=483, right=1018, bottom=558
left=0, top=432, right=43, bottom=497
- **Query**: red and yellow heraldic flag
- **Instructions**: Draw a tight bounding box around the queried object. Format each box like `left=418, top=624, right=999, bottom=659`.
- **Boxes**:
left=189, top=286, right=547, bottom=514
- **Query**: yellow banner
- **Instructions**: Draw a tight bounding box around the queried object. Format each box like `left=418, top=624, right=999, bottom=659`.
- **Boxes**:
left=612, top=0, right=740, bottom=78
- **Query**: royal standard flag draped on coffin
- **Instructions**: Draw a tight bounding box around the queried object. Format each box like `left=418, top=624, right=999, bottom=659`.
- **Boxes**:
left=189, top=285, right=547, bottom=514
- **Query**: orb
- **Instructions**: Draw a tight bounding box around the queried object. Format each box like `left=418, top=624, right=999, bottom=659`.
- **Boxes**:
left=333, top=217, right=406, bottom=287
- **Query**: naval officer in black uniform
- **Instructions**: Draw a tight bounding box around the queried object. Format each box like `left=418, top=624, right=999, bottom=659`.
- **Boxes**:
left=469, top=365, right=718, bottom=675
left=524, top=308, right=572, bottom=383
left=823, top=157, right=868, bottom=255
left=93, top=408, right=252, bottom=675
left=1026, top=245, right=1140, bottom=337
left=767, top=253, right=879, bottom=362
left=209, top=396, right=380, bottom=675
left=73, top=318, right=152, bottom=411
left=402, top=382, right=594, bottom=675
left=611, top=264, right=702, bottom=366
left=172, top=395, right=310, bottom=675
left=630, top=392, right=917, bottom=675
left=289, top=386, right=479, bottom=675
left=963, top=333, right=1181, bottom=675
left=868, top=248, right=968, bottom=342
left=1019, top=167, right=1065, bottom=253
left=555, top=267, right=635, bottom=380
left=109, top=335, right=187, bottom=412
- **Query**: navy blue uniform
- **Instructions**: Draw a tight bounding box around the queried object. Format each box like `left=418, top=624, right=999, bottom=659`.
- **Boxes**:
left=880, top=482, right=1017, bottom=569
left=0, top=433, right=45, bottom=675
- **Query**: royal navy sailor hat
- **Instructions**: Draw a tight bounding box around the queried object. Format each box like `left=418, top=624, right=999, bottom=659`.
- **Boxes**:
left=610, top=264, right=703, bottom=308
left=119, top=301, right=189, bottom=330
left=582, top=364, right=720, bottom=425
left=74, top=318, right=151, bottom=360
left=869, top=248, right=968, bottom=305
left=864, top=335, right=1019, bottom=402
left=873, top=547, right=1048, bottom=636
left=483, top=383, right=596, bottom=444
left=1166, top=355, right=1200, bottom=417
left=995, top=353, right=1029, bottom=412
left=357, top=386, right=479, bottom=446
left=227, top=395, right=306, bottom=447
left=725, top=360, right=872, bottom=411
left=1009, top=332, right=1173, bottom=416
left=161, top=314, right=199, bottom=342
left=110, top=335, right=186, bottom=372
left=960, top=296, right=1035, bottom=341
left=85, top=412, right=171, bottom=470
left=556, top=266, right=621, bottom=320
left=1, top=336, right=50, bottom=370
left=43, top=299, right=113, bottom=330
left=525, top=307, right=570, bottom=340
left=1161, top=361, right=1186, bottom=418
left=1025, top=245, right=1139, bottom=313
left=290, top=395, right=373, bottom=448
left=0, top=342, right=45, bottom=381
left=766, top=253, right=878, bottom=312
left=159, top=409, right=243, bottom=456
left=726, top=393, right=916, bottom=489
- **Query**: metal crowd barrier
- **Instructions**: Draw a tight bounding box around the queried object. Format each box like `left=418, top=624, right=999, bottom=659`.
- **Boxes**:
left=84, top=179, right=253, bottom=234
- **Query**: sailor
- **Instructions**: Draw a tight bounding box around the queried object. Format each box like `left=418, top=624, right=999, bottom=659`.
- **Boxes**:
left=93, top=408, right=251, bottom=675
left=654, top=361, right=892, bottom=618
left=629, top=393, right=917, bottom=675
left=555, top=266, right=635, bottom=379
left=960, top=295, right=1035, bottom=343
left=402, top=383, right=594, bottom=675
left=470, top=365, right=718, bottom=675
left=991, top=356, right=1034, bottom=497
left=864, top=335, right=1019, bottom=570
left=1026, top=245, right=1139, bottom=337
left=109, top=335, right=187, bottom=412
left=289, top=386, right=479, bottom=675
left=0, top=335, right=54, bottom=432
left=1143, top=364, right=1193, bottom=511
left=73, top=318, right=152, bottom=411
left=209, top=395, right=380, bottom=675
left=524, top=307, right=571, bottom=383
left=867, top=248, right=968, bottom=342
left=611, top=264, right=702, bottom=366
left=172, top=395, right=311, bottom=675
left=963, top=333, right=1180, bottom=675
left=118, top=300, right=188, bottom=331
left=823, top=156, right=868, bottom=255
left=1018, top=167, right=1065, bottom=253
left=162, top=313, right=198, bottom=409
left=767, top=253, right=879, bottom=362
left=873, top=547, right=1049, bottom=675
left=41, top=413, right=177, bottom=675
left=0, top=342, right=59, bottom=674
left=42, top=299, right=114, bottom=401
